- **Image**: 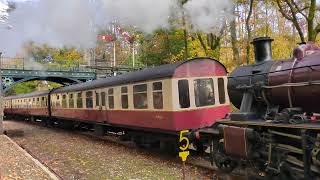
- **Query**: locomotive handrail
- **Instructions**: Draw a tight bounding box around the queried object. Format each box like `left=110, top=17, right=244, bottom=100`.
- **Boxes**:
left=229, top=64, right=320, bottom=78
left=262, top=80, right=320, bottom=89
left=235, top=80, right=320, bottom=89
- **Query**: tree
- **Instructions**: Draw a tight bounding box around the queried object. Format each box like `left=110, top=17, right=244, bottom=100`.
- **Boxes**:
left=245, top=0, right=254, bottom=64
left=181, top=0, right=189, bottom=59
left=276, top=0, right=320, bottom=42
left=230, top=3, right=240, bottom=64
left=138, top=29, right=185, bottom=65
left=195, top=29, right=225, bottom=59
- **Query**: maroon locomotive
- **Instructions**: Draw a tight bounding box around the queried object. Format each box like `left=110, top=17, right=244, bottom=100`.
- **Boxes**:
left=191, top=37, right=320, bottom=179
left=4, top=57, right=230, bottom=149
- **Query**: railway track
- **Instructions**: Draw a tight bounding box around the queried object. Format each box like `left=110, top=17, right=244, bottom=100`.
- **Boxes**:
left=76, top=129, right=249, bottom=179
left=6, top=119, right=249, bottom=179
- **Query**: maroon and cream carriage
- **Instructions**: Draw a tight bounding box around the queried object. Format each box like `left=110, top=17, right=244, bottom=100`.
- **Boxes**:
left=5, top=57, right=230, bottom=148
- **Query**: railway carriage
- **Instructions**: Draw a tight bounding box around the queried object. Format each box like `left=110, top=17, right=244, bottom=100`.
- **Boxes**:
left=4, top=90, right=50, bottom=118
left=4, top=58, right=230, bottom=148
left=50, top=58, right=230, bottom=131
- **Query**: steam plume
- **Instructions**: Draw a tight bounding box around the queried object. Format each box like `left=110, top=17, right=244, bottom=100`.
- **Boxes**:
left=0, top=0, right=233, bottom=56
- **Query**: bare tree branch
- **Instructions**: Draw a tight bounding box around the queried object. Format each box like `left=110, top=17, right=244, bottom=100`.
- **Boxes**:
left=277, top=0, right=305, bottom=42
left=307, top=0, right=317, bottom=41
left=290, top=0, right=308, bottom=19
left=197, top=33, right=207, bottom=55
left=276, top=0, right=293, bottom=21
left=245, top=0, right=254, bottom=64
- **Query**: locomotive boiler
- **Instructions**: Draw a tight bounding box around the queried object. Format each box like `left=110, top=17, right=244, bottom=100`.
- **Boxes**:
left=229, top=36, right=320, bottom=121
left=193, top=37, right=320, bottom=179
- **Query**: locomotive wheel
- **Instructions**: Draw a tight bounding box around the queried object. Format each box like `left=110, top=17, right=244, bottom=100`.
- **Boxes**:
left=214, top=152, right=237, bottom=173
left=133, top=137, right=147, bottom=149
left=195, top=142, right=205, bottom=155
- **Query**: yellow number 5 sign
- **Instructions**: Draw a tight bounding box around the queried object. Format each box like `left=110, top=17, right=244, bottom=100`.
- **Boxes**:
left=179, top=130, right=190, bottom=162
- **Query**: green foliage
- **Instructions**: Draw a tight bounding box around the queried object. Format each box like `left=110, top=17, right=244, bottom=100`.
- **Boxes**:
left=9, top=42, right=83, bottom=95
left=7, top=81, right=62, bottom=95
left=9, top=81, right=38, bottom=95
left=24, top=42, right=83, bottom=66
left=138, top=29, right=185, bottom=65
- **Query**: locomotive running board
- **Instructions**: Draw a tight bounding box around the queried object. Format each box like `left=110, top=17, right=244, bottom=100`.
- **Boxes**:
left=218, top=120, right=320, bottom=130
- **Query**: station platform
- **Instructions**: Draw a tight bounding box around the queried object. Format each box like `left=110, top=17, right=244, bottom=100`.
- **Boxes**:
left=0, top=135, right=58, bottom=180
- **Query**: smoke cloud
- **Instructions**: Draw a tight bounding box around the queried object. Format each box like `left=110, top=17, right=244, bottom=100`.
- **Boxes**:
left=0, top=0, right=233, bottom=56
left=0, top=0, right=104, bottom=55
left=0, top=0, right=9, bottom=23
left=184, top=0, right=233, bottom=33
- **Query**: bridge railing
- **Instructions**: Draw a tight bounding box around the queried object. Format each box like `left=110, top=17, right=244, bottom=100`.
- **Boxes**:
left=0, top=57, right=148, bottom=73
left=1, top=57, right=95, bottom=72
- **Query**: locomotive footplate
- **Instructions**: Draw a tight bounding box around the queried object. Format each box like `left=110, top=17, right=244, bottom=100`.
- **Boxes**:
left=218, top=119, right=320, bottom=130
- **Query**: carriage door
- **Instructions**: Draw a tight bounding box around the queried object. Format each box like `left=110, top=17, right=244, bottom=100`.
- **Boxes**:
left=94, top=90, right=102, bottom=122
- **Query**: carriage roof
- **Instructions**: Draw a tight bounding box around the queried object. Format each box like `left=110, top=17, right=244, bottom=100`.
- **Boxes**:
left=5, top=90, right=50, bottom=100
left=51, top=58, right=226, bottom=94
left=4, top=58, right=226, bottom=99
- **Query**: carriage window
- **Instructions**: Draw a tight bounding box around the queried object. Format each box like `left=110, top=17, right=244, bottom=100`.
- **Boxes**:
left=56, top=95, right=61, bottom=108
left=121, top=87, right=128, bottom=109
left=62, top=94, right=67, bottom=108
left=36, top=97, right=40, bottom=107
left=218, top=78, right=226, bottom=104
left=41, top=97, right=45, bottom=107
left=108, top=88, right=114, bottom=109
left=96, top=92, right=100, bottom=107
left=77, top=93, right=83, bottom=108
left=153, top=82, right=163, bottom=109
left=194, top=78, right=215, bottom=107
left=51, top=98, right=55, bottom=108
left=178, top=80, right=190, bottom=108
left=133, top=84, right=148, bottom=109
left=101, top=92, right=106, bottom=106
left=69, top=94, right=74, bottom=108
left=86, top=91, right=93, bottom=108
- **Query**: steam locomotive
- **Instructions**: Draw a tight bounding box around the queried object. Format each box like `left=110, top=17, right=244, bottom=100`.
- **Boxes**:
left=192, top=37, right=320, bottom=179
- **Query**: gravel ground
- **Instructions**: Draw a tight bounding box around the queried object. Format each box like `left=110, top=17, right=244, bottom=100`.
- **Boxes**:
left=4, top=120, right=215, bottom=180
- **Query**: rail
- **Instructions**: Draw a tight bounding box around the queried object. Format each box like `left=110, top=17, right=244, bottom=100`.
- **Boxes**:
left=0, top=57, right=95, bottom=72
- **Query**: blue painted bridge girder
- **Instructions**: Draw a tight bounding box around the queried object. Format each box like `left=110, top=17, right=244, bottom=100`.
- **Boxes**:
left=1, top=68, right=96, bottom=92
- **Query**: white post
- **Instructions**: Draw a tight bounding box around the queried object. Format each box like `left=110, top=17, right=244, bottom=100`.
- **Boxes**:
left=132, top=45, right=135, bottom=68
left=0, top=52, right=3, bottom=134
left=113, top=41, right=116, bottom=67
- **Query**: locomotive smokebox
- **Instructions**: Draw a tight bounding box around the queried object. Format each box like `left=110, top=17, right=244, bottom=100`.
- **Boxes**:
left=251, top=37, right=273, bottom=63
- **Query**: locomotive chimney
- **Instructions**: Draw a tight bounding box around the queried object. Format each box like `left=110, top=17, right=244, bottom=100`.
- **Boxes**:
left=251, top=37, right=274, bottom=63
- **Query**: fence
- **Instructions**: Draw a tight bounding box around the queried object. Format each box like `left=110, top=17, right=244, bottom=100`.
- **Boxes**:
left=0, top=57, right=95, bottom=72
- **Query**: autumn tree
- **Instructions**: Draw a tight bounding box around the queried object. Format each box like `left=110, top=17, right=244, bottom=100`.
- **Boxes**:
left=245, top=0, right=254, bottom=64
left=230, top=2, right=240, bottom=64
left=276, top=0, right=320, bottom=42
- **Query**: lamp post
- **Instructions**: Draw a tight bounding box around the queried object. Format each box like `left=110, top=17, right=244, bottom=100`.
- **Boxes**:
left=0, top=52, right=3, bottom=134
